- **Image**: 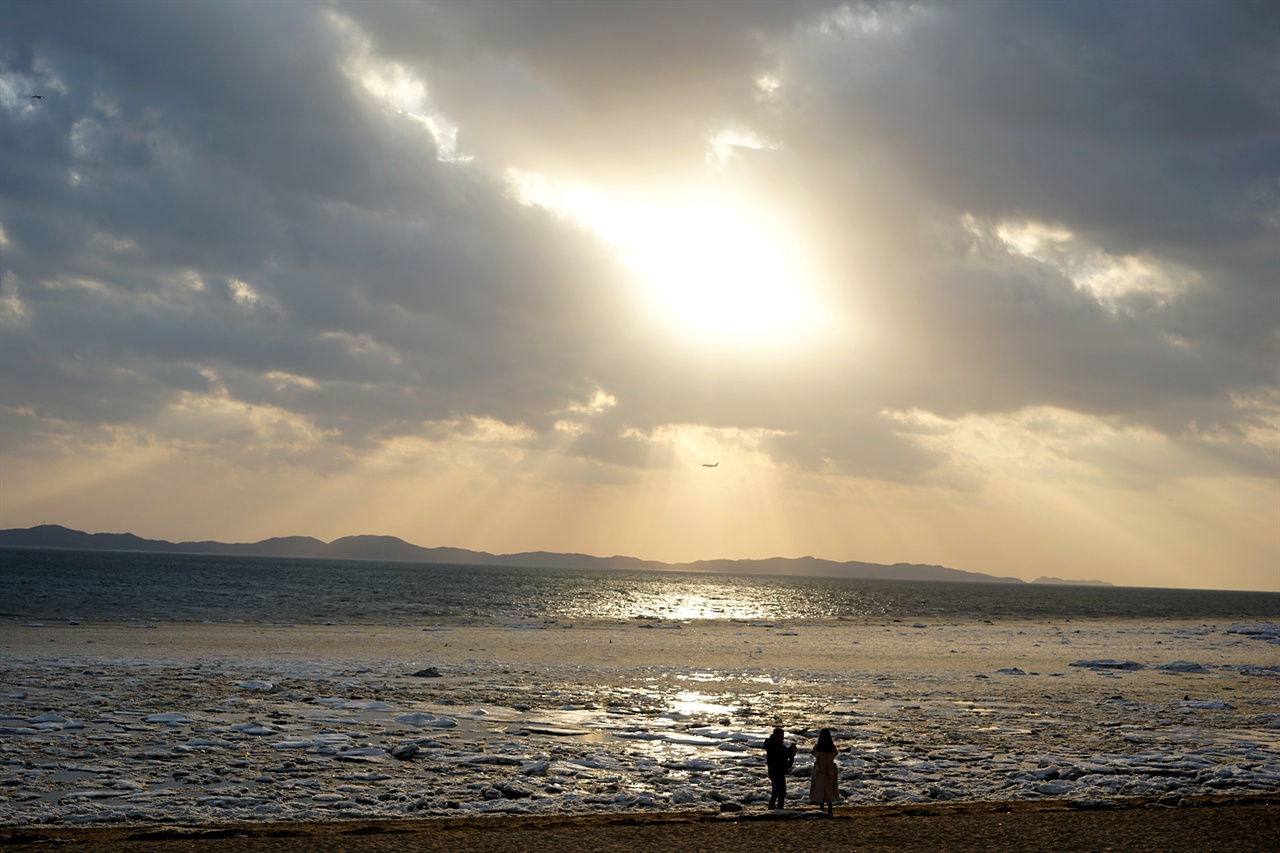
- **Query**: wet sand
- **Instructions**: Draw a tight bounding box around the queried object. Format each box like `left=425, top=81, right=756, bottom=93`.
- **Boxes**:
left=4, top=797, right=1279, bottom=852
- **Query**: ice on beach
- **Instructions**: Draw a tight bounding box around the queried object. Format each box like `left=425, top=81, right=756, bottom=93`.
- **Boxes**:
left=518, top=724, right=590, bottom=737
left=336, top=747, right=388, bottom=763
left=1180, top=700, right=1234, bottom=710
left=653, top=732, right=720, bottom=746
left=234, top=680, right=274, bottom=691
left=1155, top=661, right=1212, bottom=673
left=395, top=713, right=457, bottom=728
left=142, top=712, right=190, bottom=724
left=1225, top=623, right=1280, bottom=642
left=2, top=619, right=1278, bottom=828
left=272, top=733, right=354, bottom=749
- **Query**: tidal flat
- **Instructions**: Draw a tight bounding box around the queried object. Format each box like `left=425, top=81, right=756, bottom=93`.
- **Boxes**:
left=1, top=617, right=1277, bottom=827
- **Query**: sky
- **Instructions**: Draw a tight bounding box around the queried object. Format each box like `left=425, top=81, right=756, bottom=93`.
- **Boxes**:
left=1, top=1, right=1276, bottom=591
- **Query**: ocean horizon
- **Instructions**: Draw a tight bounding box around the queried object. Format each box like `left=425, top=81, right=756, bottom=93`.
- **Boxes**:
left=3, top=547, right=1277, bottom=624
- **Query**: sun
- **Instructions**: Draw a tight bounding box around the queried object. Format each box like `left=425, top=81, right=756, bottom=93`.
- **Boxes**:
left=621, top=201, right=825, bottom=343
left=509, top=173, right=829, bottom=347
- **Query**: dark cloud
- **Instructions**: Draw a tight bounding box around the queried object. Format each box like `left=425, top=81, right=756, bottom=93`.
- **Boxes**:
left=1, top=0, right=638, bottom=454
left=344, top=0, right=832, bottom=174
left=745, top=0, right=1278, bottom=453
left=789, top=1, right=1278, bottom=251
left=1, top=0, right=1274, bottom=487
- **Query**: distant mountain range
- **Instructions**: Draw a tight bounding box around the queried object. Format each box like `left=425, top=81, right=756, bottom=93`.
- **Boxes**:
left=0, top=524, right=1111, bottom=585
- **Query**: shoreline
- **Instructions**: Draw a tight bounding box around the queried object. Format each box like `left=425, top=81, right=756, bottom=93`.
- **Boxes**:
left=4, top=796, right=1279, bottom=851
left=3, top=617, right=1277, bottom=832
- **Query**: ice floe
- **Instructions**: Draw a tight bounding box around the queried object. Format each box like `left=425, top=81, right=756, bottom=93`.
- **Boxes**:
left=1, top=619, right=1277, bottom=827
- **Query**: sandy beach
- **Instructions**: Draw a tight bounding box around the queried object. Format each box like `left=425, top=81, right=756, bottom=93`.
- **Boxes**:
left=4, top=798, right=1280, bottom=852
left=2, top=616, right=1278, bottom=845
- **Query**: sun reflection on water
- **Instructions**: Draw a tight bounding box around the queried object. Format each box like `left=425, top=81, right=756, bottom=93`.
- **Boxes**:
left=669, top=690, right=736, bottom=718
left=632, top=593, right=768, bottom=622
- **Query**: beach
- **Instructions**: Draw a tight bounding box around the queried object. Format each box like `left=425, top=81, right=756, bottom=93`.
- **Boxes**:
left=3, top=798, right=1279, bottom=852
left=2, top=615, right=1277, bottom=841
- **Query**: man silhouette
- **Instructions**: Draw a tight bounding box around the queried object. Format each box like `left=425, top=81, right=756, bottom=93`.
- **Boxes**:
left=762, top=727, right=797, bottom=809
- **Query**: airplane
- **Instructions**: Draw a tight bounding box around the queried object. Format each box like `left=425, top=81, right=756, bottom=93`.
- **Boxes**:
left=701, top=462, right=719, bottom=468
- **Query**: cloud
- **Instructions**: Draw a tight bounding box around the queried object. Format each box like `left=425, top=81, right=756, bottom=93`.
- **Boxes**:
left=1, top=1, right=647, bottom=455
left=341, top=2, right=1277, bottom=476
left=344, top=0, right=828, bottom=177
left=0, top=0, right=1275, bottom=582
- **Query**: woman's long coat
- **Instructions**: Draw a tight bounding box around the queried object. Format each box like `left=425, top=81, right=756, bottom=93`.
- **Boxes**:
left=809, top=748, right=839, bottom=804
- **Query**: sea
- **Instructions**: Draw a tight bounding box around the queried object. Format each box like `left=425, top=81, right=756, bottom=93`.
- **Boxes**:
left=2, top=547, right=1277, bottom=624
left=3, top=547, right=1279, bottom=826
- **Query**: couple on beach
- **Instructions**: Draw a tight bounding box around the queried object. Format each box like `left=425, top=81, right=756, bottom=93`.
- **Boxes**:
left=763, top=727, right=841, bottom=815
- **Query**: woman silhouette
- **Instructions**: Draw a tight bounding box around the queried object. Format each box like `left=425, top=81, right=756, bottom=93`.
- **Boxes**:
left=809, top=728, right=840, bottom=816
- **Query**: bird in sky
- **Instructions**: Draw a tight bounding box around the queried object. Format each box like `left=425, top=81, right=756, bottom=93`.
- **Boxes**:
left=29, top=95, right=43, bottom=99
left=702, top=462, right=719, bottom=468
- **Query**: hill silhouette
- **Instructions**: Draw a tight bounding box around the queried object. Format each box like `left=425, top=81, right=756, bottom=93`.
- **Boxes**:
left=0, top=524, right=1109, bottom=585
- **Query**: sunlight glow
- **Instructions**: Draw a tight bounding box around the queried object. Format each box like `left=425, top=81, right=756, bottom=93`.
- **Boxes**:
left=331, top=11, right=467, bottom=162
left=566, top=389, right=619, bottom=415
left=509, top=172, right=830, bottom=347
left=967, top=215, right=1196, bottom=308
left=707, top=127, right=774, bottom=167
left=627, top=203, right=821, bottom=340
left=669, top=690, right=737, bottom=717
